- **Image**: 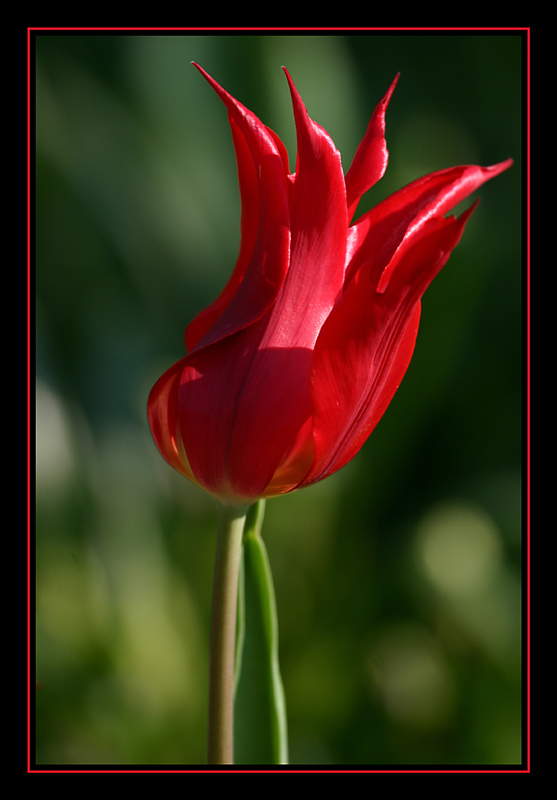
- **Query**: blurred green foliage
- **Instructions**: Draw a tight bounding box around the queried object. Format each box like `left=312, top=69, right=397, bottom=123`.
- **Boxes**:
left=34, top=31, right=524, bottom=768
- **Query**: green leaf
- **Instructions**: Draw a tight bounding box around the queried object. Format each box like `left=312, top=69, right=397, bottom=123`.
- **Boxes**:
left=233, top=501, right=289, bottom=765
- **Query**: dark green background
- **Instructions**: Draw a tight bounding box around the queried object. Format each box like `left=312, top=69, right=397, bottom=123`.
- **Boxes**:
left=34, top=31, right=524, bottom=768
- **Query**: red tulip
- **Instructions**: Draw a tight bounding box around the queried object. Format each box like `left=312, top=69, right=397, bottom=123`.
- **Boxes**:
left=148, top=64, right=512, bottom=506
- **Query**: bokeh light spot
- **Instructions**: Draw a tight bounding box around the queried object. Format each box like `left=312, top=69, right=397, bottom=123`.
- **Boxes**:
left=416, top=502, right=502, bottom=597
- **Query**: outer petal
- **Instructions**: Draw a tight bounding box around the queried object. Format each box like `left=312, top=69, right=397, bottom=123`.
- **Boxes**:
left=264, top=69, right=348, bottom=348
left=184, top=114, right=261, bottom=351
left=344, top=74, right=399, bottom=222
left=345, top=160, right=513, bottom=290
left=147, top=357, right=200, bottom=485
left=303, top=206, right=475, bottom=486
left=184, top=64, right=291, bottom=355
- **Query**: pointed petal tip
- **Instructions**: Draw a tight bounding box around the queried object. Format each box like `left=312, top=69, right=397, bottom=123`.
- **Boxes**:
left=192, top=62, right=217, bottom=86
left=191, top=62, right=220, bottom=93
left=282, top=67, right=311, bottom=130
left=191, top=63, right=229, bottom=98
left=489, top=157, right=514, bottom=175
left=384, top=72, right=400, bottom=100
left=282, top=66, right=297, bottom=94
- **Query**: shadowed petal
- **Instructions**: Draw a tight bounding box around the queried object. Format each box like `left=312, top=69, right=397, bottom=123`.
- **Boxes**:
left=178, top=337, right=315, bottom=503
left=264, top=416, right=315, bottom=496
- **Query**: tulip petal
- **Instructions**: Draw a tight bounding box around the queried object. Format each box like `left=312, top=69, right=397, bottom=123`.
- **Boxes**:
left=345, top=159, right=513, bottom=291
left=185, top=114, right=261, bottom=351
left=147, top=357, right=200, bottom=484
left=345, top=74, right=399, bottom=222
left=272, top=68, right=347, bottom=341
left=185, top=64, right=291, bottom=355
left=264, top=416, right=315, bottom=496
left=305, top=208, right=474, bottom=486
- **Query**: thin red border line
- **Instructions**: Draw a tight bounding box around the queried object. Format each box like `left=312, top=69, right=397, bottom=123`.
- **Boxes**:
left=28, top=26, right=530, bottom=775
left=27, top=24, right=32, bottom=777
left=525, top=25, right=531, bottom=776
left=27, top=26, right=530, bottom=32
left=28, top=766, right=530, bottom=774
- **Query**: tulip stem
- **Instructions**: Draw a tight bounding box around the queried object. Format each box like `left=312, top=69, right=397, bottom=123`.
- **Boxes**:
left=207, top=503, right=248, bottom=765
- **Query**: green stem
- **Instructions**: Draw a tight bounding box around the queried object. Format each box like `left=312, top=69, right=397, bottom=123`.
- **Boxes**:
left=207, top=503, right=248, bottom=765
left=234, top=499, right=289, bottom=764
left=245, top=498, right=266, bottom=540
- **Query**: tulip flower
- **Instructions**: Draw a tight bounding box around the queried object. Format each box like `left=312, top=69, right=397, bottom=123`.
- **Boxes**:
left=147, top=64, right=512, bottom=766
left=148, top=65, right=511, bottom=507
